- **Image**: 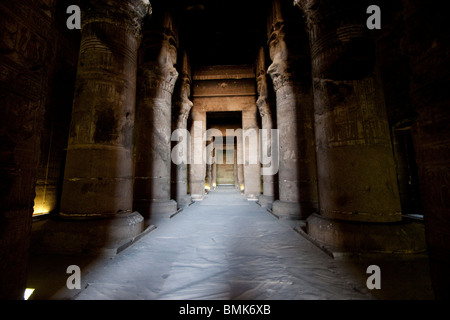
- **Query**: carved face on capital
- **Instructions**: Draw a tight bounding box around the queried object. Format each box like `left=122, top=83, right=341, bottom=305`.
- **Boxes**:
left=158, top=31, right=178, bottom=84
left=257, top=96, right=270, bottom=117
left=267, top=25, right=289, bottom=81
left=256, top=72, right=268, bottom=97
left=269, top=30, right=288, bottom=61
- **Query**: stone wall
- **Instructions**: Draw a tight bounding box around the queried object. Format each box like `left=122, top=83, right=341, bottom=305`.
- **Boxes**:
left=372, top=0, right=450, bottom=299
left=0, top=0, right=79, bottom=299
left=402, top=0, right=450, bottom=300
left=33, top=2, right=80, bottom=217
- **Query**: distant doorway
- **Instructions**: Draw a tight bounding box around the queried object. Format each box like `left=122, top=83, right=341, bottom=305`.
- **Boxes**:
left=207, top=111, right=242, bottom=188
left=216, top=149, right=235, bottom=185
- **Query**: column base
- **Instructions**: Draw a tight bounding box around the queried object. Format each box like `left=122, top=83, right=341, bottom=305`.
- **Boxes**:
left=246, top=193, right=260, bottom=201
left=148, top=200, right=180, bottom=223
left=34, top=211, right=148, bottom=256
left=271, top=200, right=306, bottom=220
left=133, top=199, right=181, bottom=226
left=257, top=195, right=274, bottom=207
left=191, top=194, right=204, bottom=201
left=176, top=195, right=193, bottom=207
left=303, top=213, right=427, bottom=255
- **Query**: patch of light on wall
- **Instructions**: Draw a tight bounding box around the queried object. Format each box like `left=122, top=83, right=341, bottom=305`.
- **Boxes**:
left=24, top=288, right=35, bottom=300
left=240, top=184, right=245, bottom=191
left=33, top=204, right=51, bottom=216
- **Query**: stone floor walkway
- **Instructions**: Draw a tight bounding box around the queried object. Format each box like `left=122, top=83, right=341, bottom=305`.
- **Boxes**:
left=27, top=186, right=434, bottom=300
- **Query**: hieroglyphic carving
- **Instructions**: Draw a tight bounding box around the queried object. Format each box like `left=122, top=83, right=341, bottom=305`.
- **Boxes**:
left=0, top=1, right=59, bottom=298
left=59, top=0, right=150, bottom=218
left=175, top=77, right=193, bottom=129
left=134, top=6, right=180, bottom=209
left=267, top=22, right=292, bottom=91
left=140, top=27, right=179, bottom=96
left=293, top=0, right=322, bottom=30
left=315, top=78, right=391, bottom=148
left=256, top=48, right=271, bottom=119
left=80, top=0, right=151, bottom=39
left=173, top=51, right=193, bottom=131
left=0, top=11, right=47, bottom=70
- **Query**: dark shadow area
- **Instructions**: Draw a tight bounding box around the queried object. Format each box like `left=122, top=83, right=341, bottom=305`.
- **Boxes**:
left=27, top=216, right=156, bottom=300
left=177, top=0, right=271, bottom=67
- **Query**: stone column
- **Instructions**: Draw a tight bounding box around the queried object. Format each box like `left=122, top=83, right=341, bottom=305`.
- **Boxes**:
left=268, top=1, right=318, bottom=219
left=236, top=128, right=245, bottom=192
left=242, top=107, right=261, bottom=200
left=402, top=0, right=450, bottom=299
left=189, top=111, right=206, bottom=200
left=212, top=160, right=217, bottom=190
left=41, top=0, right=151, bottom=255
left=256, top=47, right=275, bottom=207
left=173, top=51, right=193, bottom=206
left=134, top=9, right=179, bottom=221
left=206, top=141, right=213, bottom=191
left=267, top=15, right=303, bottom=219
left=234, top=143, right=239, bottom=189
left=295, top=0, right=425, bottom=252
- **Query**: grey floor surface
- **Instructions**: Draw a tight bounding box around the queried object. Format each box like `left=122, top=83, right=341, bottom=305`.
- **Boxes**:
left=27, top=186, right=434, bottom=300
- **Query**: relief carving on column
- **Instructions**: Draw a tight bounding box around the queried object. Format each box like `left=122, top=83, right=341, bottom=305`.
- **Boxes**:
left=293, top=0, right=322, bottom=30
left=141, top=27, right=179, bottom=96
left=295, top=0, right=374, bottom=79
left=81, top=0, right=151, bottom=38
left=140, top=24, right=178, bottom=99
left=174, top=51, right=193, bottom=129
left=156, top=28, right=179, bottom=91
left=256, top=52, right=271, bottom=119
left=175, top=72, right=193, bottom=129
left=267, top=22, right=292, bottom=91
left=256, top=88, right=271, bottom=118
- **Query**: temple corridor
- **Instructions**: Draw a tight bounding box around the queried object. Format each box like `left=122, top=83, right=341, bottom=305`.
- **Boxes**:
left=1, top=0, right=449, bottom=301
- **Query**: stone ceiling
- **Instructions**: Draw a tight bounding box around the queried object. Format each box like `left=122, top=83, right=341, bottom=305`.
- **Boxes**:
left=174, top=0, right=271, bottom=67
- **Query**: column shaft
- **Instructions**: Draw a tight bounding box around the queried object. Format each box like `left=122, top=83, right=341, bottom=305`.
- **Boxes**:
left=276, top=85, right=299, bottom=204
left=234, top=144, right=239, bottom=189
left=300, top=0, right=401, bottom=223
left=206, top=142, right=213, bottom=190
left=242, top=108, right=261, bottom=200
left=173, top=52, right=193, bottom=206
left=61, top=5, right=145, bottom=218
left=294, top=0, right=424, bottom=254
left=403, top=0, right=450, bottom=298
left=189, top=111, right=206, bottom=200
left=256, top=47, right=275, bottom=207
left=212, top=161, right=217, bottom=189
left=134, top=10, right=179, bottom=220
left=41, top=0, right=151, bottom=254
left=268, top=19, right=310, bottom=219
left=236, top=129, right=245, bottom=192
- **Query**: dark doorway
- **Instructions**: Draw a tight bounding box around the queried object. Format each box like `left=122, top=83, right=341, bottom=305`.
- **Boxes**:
left=393, top=127, right=423, bottom=218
